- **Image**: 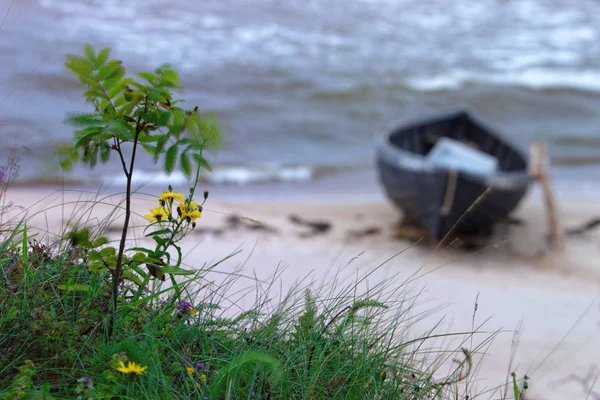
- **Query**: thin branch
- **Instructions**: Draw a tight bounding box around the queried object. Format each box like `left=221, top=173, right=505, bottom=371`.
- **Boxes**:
left=108, top=100, right=146, bottom=339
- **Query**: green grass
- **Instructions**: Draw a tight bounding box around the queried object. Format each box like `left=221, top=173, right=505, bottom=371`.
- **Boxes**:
left=0, top=194, right=528, bottom=400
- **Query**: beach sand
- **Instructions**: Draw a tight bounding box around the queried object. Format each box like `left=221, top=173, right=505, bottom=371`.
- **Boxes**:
left=3, top=184, right=600, bottom=399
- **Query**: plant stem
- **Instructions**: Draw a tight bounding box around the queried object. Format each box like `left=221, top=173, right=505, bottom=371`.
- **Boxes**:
left=108, top=113, right=144, bottom=339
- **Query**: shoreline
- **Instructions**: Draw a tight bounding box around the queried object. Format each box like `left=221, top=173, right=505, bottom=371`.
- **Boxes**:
left=6, top=162, right=600, bottom=203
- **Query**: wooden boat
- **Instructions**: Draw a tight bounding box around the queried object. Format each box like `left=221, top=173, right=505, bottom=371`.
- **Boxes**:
left=376, top=110, right=531, bottom=241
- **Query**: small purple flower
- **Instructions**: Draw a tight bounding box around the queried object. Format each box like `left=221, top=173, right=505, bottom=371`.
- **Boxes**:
left=195, top=362, right=205, bottom=370
left=183, top=356, right=192, bottom=363
left=77, top=377, right=94, bottom=390
left=176, top=301, right=193, bottom=314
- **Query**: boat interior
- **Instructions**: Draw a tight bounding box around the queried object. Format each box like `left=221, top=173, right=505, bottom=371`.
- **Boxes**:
left=388, top=112, right=527, bottom=172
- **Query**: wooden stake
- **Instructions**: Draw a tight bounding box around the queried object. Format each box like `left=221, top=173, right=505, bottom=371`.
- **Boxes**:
left=529, top=141, right=564, bottom=250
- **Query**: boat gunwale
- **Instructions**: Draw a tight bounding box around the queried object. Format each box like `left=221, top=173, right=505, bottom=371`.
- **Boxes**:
left=375, top=109, right=532, bottom=191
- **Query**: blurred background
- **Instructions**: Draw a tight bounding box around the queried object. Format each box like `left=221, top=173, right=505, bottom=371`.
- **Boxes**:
left=1, top=0, right=599, bottom=190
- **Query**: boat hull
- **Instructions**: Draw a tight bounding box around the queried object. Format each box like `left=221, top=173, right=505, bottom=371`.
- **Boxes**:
left=376, top=111, right=531, bottom=241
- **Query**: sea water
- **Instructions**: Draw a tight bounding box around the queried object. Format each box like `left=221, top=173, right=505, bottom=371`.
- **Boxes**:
left=0, top=0, right=599, bottom=187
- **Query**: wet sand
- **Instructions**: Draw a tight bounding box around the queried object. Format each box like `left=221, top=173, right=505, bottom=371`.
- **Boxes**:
left=3, top=185, right=600, bottom=399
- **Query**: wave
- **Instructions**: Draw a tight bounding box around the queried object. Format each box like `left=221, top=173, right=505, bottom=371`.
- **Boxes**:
left=403, top=69, right=600, bottom=93
left=109, top=164, right=326, bottom=186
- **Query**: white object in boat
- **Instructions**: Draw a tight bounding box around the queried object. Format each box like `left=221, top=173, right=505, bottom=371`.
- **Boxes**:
left=426, top=137, right=498, bottom=176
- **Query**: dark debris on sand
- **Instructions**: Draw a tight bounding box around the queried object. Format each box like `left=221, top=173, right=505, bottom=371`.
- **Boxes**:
left=288, top=214, right=331, bottom=238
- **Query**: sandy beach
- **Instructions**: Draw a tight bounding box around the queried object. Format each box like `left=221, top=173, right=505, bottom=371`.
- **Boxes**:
left=3, top=183, right=600, bottom=399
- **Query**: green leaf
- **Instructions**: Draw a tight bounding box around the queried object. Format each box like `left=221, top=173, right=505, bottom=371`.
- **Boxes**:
left=138, top=133, right=160, bottom=143
left=100, top=247, right=116, bottom=257
left=180, top=151, right=191, bottom=179
left=59, top=158, right=72, bottom=171
left=192, top=153, right=212, bottom=172
left=69, top=147, right=80, bottom=162
left=145, top=228, right=172, bottom=237
left=88, top=144, right=99, bottom=168
left=95, top=47, right=111, bottom=67
left=161, top=266, right=195, bottom=275
left=105, top=120, right=132, bottom=140
left=122, top=270, right=143, bottom=286
left=129, top=247, right=152, bottom=254
left=138, top=72, right=156, bottom=84
left=99, top=98, right=112, bottom=115
left=119, top=102, right=137, bottom=118
left=154, top=136, right=168, bottom=162
left=149, top=87, right=163, bottom=102
left=165, top=144, right=178, bottom=174
left=55, top=144, right=73, bottom=158
left=108, top=77, right=133, bottom=98
left=83, top=89, right=104, bottom=100
left=157, top=67, right=180, bottom=88
left=100, top=143, right=110, bottom=162
left=141, top=110, right=158, bottom=124
left=172, top=108, right=184, bottom=130
left=74, top=131, right=100, bottom=149
left=153, top=236, right=167, bottom=246
left=157, top=110, right=172, bottom=126
left=84, top=44, right=96, bottom=61
left=66, top=54, right=94, bottom=77
left=113, top=94, right=127, bottom=108
left=132, top=252, right=148, bottom=263
left=92, top=237, right=108, bottom=247
left=66, top=113, right=105, bottom=127
left=87, top=250, right=100, bottom=262
left=185, top=114, right=200, bottom=137
left=141, top=144, right=156, bottom=156
left=198, top=115, right=222, bottom=150
left=102, top=68, right=126, bottom=91
left=57, top=284, right=90, bottom=293
left=88, top=261, right=107, bottom=273
left=146, top=263, right=165, bottom=281
left=512, top=374, right=520, bottom=400
left=97, top=61, right=123, bottom=81
left=177, top=138, right=193, bottom=146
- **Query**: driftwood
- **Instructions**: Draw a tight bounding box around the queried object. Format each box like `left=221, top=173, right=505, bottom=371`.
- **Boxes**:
left=224, top=214, right=279, bottom=233
left=347, top=227, right=382, bottom=240
left=529, top=141, right=564, bottom=250
left=565, top=217, right=600, bottom=236
left=289, top=214, right=331, bottom=237
left=392, top=221, right=491, bottom=249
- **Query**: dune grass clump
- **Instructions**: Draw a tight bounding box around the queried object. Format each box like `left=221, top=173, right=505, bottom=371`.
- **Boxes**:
left=0, top=45, right=528, bottom=399
left=0, top=229, right=475, bottom=399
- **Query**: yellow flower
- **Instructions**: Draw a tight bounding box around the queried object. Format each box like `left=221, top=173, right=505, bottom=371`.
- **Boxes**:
left=179, top=200, right=198, bottom=209
left=178, top=201, right=202, bottom=222
left=186, top=366, right=195, bottom=375
left=116, top=361, right=147, bottom=375
left=159, top=191, right=184, bottom=203
left=201, top=373, right=207, bottom=381
left=183, top=209, right=201, bottom=222
left=144, top=206, right=168, bottom=223
left=189, top=308, right=197, bottom=315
